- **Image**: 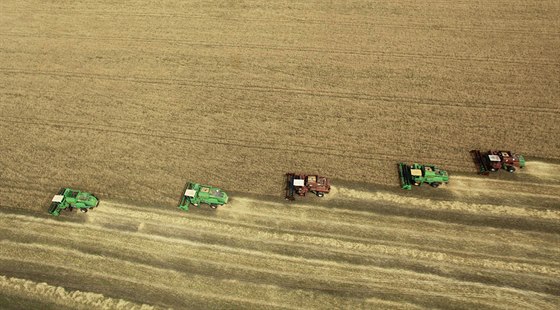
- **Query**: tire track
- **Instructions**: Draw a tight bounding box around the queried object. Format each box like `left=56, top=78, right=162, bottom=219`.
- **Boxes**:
left=1, top=68, right=558, bottom=114
left=2, top=116, right=559, bottom=203
left=0, top=116, right=414, bottom=163
left=2, top=116, right=559, bottom=208
left=2, top=32, right=559, bottom=66
left=4, top=88, right=557, bottom=147
left=0, top=114, right=545, bottom=182
left=1, top=9, right=558, bottom=36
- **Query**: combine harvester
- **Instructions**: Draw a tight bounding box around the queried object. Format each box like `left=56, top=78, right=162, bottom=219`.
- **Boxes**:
left=179, top=182, right=229, bottom=211
left=285, top=173, right=331, bottom=200
left=48, top=188, right=99, bottom=216
left=471, top=150, right=525, bottom=174
left=398, top=163, right=449, bottom=190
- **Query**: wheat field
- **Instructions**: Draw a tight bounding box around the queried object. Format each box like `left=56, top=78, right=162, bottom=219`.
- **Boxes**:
left=1, top=0, right=559, bottom=309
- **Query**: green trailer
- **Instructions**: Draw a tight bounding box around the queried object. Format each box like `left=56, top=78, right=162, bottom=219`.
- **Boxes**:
left=398, top=163, right=449, bottom=190
left=48, top=188, right=99, bottom=216
left=179, top=182, right=229, bottom=211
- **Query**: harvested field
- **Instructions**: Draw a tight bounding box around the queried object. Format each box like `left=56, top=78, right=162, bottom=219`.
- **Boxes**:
left=1, top=0, right=559, bottom=309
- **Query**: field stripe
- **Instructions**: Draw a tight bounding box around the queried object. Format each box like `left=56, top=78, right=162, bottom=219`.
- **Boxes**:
left=335, top=187, right=560, bottom=220
left=1, top=69, right=558, bottom=114
left=0, top=275, right=158, bottom=310
left=1, top=211, right=558, bottom=309
left=3, top=199, right=560, bottom=289
left=1, top=10, right=559, bottom=36
left=2, top=32, right=559, bottom=66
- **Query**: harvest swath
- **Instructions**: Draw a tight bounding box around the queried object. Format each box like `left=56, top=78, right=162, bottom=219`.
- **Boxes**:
left=0, top=0, right=559, bottom=309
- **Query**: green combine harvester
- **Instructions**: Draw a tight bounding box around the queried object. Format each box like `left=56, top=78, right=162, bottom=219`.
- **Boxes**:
left=398, top=163, right=449, bottom=190
left=179, top=182, right=229, bottom=211
left=48, top=188, right=99, bottom=216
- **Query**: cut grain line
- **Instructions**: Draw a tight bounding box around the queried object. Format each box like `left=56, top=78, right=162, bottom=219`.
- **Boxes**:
left=0, top=226, right=461, bottom=281
left=3, top=222, right=558, bottom=289
left=0, top=226, right=401, bottom=290
left=86, top=208, right=560, bottom=270
left=0, top=275, right=159, bottom=310
left=0, top=246, right=301, bottom=310
left=4, top=224, right=557, bottom=302
left=452, top=175, right=560, bottom=189
left=335, top=187, right=560, bottom=221
left=91, top=201, right=560, bottom=263
left=4, top=224, right=477, bottom=292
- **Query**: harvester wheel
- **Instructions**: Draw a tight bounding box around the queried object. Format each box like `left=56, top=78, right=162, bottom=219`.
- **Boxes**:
left=430, top=182, right=440, bottom=188
left=507, top=166, right=516, bottom=173
left=210, top=205, right=217, bottom=209
left=317, top=192, right=324, bottom=197
left=80, top=208, right=88, bottom=213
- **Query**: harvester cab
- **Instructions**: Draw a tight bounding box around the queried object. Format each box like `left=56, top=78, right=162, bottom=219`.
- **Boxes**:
left=398, top=163, right=449, bottom=190
left=471, top=150, right=525, bottom=174
left=48, top=188, right=99, bottom=216
left=179, top=182, right=228, bottom=211
left=285, top=173, right=331, bottom=200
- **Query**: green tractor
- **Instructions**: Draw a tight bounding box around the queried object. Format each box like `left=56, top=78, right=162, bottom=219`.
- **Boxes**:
left=179, top=182, right=229, bottom=211
left=48, top=188, right=99, bottom=216
left=398, top=163, right=449, bottom=190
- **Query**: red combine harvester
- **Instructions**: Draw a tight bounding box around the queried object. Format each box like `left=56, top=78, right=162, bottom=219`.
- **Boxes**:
left=470, top=150, right=526, bottom=174
left=285, top=173, right=331, bottom=200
